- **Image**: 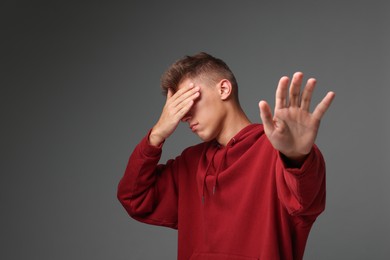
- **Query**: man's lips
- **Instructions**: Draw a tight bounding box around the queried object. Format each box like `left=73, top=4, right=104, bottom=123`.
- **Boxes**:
left=189, top=123, right=198, bottom=132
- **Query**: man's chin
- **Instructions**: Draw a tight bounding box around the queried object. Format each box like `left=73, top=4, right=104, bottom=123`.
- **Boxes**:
left=196, top=133, right=214, bottom=142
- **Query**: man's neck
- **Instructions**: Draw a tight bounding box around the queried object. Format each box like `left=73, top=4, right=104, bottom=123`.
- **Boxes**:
left=216, top=107, right=251, bottom=146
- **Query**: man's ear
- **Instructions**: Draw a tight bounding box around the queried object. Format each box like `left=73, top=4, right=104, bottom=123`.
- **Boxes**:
left=218, top=79, right=232, bottom=100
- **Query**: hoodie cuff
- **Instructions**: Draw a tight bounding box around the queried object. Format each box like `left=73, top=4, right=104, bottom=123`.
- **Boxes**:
left=278, top=147, right=317, bottom=176
left=140, top=129, right=164, bottom=158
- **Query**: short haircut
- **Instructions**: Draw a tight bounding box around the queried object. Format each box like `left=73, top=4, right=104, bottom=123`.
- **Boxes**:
left=160, top=52, right=239, bottom=101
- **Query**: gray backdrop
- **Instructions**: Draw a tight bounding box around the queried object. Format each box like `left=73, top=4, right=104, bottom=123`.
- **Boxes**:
left=1, top=1, right=389, bottom=259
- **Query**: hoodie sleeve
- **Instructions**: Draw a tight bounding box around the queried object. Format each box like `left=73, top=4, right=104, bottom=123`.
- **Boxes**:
left=117, top=132, right=179, bottom=229
left=275, top=145, right=326, bottom=218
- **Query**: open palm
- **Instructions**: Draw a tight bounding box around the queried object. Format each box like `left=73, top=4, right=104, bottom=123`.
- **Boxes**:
left=259, top=72, right=335, bottom=161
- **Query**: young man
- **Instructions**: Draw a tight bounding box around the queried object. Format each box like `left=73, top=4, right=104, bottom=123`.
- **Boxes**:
left=117, top=52, right=335, bottom=260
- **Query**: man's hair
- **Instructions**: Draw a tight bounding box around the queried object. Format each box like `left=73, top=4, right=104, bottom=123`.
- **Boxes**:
left=161, top=52, right=239, bottom=101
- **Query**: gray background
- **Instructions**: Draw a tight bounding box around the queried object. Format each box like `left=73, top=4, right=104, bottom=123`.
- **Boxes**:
left=1, top=1, right=389, bottom=259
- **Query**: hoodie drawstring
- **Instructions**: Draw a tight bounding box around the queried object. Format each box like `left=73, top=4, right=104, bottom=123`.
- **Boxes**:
left=201, top=147, right=218, bottom=204
left=201, top=138, right=236, bottom=204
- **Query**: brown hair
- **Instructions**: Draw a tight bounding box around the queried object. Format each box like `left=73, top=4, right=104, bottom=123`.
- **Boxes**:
left=160, top=52, right=239, bottom=100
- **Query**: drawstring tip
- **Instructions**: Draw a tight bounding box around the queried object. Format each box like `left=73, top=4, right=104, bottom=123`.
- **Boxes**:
left=213, top=186, right=216, bottom=195
left=202, top=196, right=205, bottom=204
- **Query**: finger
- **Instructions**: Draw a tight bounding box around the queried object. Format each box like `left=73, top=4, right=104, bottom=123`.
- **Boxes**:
left=275, top=76, right=289, bottom=110
left=175, top=99, right=195, bottom=120
left=289, top=72, right=303, bottom=107
left=170, top=82, right=198, bottom=103
left=167, top=88, right=174, bottom=99
left=172, top=86, right=200, bottom=108
left=170, top=82, right=195, bottom=102
left=259, top=100, right=275, bottom=134
left=312, top=91, right=336, bottom=120
left=300, top=78, right=316, bottom=112
left=174, top=90, right=199, bottom=112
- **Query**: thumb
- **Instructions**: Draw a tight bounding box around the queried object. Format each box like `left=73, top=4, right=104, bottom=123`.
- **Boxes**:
left=167, top=88, right=173, bottom=99
left=259, top=100, right=275, bottom=133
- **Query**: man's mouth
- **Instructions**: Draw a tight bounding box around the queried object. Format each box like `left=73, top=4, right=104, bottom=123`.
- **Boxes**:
left=189, top=123, right=198, bottom=132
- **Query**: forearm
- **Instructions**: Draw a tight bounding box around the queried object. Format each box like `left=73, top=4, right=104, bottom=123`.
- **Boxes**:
left=276, top=145, right=326, bottom=216
left=117, top=133, right=163, bottom=216
left=117, top=132, right=179, bottom=227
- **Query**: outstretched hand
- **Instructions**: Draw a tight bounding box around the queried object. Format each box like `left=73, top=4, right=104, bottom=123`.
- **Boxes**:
left=259, top=72, right=335, bottom=161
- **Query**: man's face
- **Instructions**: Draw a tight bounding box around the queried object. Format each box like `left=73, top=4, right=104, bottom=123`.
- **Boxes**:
left=178, top=77, right=226, bottom=142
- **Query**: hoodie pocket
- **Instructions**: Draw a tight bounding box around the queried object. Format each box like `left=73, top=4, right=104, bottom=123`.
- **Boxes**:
left=190, top=252, right=259, bottom=260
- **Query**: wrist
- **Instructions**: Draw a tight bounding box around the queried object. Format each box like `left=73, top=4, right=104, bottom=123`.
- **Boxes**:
left=280, top=152, right=309, bottom=168
left=149, top=128, right=166, bottom=147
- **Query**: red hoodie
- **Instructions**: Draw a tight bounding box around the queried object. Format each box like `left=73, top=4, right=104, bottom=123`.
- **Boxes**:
left=117, top=124, right=325, bottom=260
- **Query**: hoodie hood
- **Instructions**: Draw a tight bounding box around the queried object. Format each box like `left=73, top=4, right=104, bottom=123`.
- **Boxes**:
left=197, top=124, right=264, bottom=203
